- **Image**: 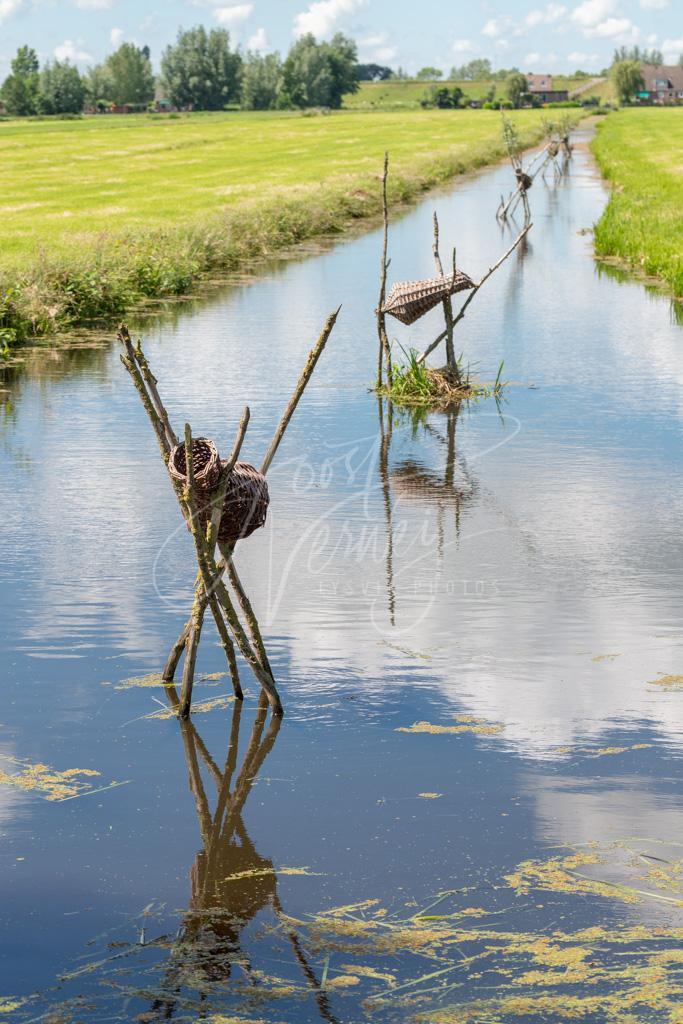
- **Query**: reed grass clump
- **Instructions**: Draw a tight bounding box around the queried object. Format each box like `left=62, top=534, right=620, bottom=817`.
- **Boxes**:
left=591, top=109, right=683, bottom=299
left=378, top=349, right=506, bottom=408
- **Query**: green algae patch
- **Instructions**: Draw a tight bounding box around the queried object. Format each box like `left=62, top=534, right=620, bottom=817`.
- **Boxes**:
left=222, top=867, right=317, bottom=883
left=15, top=840, right=683, bottom=1023
left=111, top=670, right=226, bottom=690
left=0, top=757, right=101, bottom=801
left=0, top=999, right=26, bottom=1014
left=396, top=715, right=504, bottom=737
left=649, top=673, right=683, bottom=692
left=144, top=694, right=236, bottom=720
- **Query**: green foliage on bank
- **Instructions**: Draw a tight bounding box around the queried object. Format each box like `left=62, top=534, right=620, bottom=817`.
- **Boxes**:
left=592, top=108, right=683, bottom=298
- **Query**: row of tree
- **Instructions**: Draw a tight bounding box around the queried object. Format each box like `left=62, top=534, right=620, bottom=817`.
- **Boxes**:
left=0, top=29, right=360, bottom=116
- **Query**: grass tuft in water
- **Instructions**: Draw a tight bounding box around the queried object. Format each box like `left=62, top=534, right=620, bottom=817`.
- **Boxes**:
left=377, top=349, right=507, bottom=409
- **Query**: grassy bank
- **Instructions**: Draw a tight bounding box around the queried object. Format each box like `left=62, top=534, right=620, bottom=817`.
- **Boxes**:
left=344, top=77, right=594, bottom=110
left=591, top=108, right=683, bottom=298
left=0, top=109, right=551, bottom=348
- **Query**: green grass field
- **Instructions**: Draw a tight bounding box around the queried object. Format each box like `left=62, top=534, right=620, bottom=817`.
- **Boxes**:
left=0, top=108, right=551, bottom=345
left=592, top=108, right=683, bottom=298
left=343, top=76, right=600, bottom=110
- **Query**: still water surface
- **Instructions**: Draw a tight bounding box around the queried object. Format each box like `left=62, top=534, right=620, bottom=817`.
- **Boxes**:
left=1, top=132, right=683, bottom=1021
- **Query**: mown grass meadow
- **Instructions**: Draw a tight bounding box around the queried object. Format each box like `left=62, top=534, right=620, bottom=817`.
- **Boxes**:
left=592, top=108, right=683, bottom=298
left=0, top=108, right=550, bottom=346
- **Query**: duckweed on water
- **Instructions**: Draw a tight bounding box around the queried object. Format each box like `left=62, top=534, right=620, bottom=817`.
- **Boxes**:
left=11, top=842, right=683, bottom=1022
left=111, top=671, right=226, bottom=690
left=396, top=716, right=504, bottom=736
left=0, top=757, right=100, bottom=801
left=649, top=674, right=683, bottom=692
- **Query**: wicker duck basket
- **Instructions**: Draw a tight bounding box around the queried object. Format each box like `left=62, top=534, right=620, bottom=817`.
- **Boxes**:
left=218, top=460, right=269, bottom=546
left=169, top=437, right=221, bottom=499
left=382, top=271, right=475, bottom=326
left=168, top=438, right=269, bottom=546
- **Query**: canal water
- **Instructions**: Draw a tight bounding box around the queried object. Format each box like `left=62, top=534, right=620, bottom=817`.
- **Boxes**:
left=1, top=131, right=682, bottom=1022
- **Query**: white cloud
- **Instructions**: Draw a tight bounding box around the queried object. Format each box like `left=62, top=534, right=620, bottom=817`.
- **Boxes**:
left=662, top=36, right=683, bottom=62
left=452, top=38, right=475, bottom=55
left=54, top=39, right=94, bottom=62
left=109, top=26, right=124, bottom=46
left=495, top=38, right=510, bottom=50
left=0, top=0, right=24, bottom=23
left=525, top=3, right=567, bottom=27
left=358, top=32, right=397, bottom=62
left=571, top=0, right=617, bottom=28
left=567, top=49, right=601, bottom=64
left=73, top=0, right=113, bottom=9
left=246, top=26, right=269, bottom=52
left=640, top=0, right=669, bottom=8
left=294, top=0, right=365, bottom=39
left=481, top=17, right=503, bottom=37
left=585, top=16, right=638, bottom=38
left=213, top=3, right=254, bottom=25
left=525, top=50, right=559, bottom=65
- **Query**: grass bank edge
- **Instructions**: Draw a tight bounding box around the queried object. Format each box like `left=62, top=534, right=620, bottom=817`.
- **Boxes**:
left=590, top=110, right=683, bottom=301
left=0, top=120, right=551, bottom=352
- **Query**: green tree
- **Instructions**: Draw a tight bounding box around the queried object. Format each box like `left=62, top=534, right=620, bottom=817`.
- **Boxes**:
left=416, top=66, right=442, bottom=80
left=355, top=63, right=393, bottom=81
left=105, top=42, right=155, bottom=106
left=505, top=70, right=528, bottom=108
left=612, top=59, right=644, bottom=104
left=160, top=26, right=242, bottom=110
left=613, top=45, right=662, bottom=66
left=84, top=64, right=113, bottom=108
left=37, top=61, right=85, bottom=114
left=241, top=51, right=282, bottom=110
left=450, top=58, right=492, bottom=80
left=281, top=32, right=358, bottom=108
left=0, top=45, right=39, bottom=116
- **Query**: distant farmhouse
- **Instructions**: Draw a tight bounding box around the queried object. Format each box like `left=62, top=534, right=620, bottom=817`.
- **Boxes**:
left=526, top=74, right=569, bottom=104
left=638, top=64, right=683, bottom=104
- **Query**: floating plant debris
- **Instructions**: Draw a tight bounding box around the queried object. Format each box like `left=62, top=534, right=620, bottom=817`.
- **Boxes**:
left=111, top=671, right=227, bottom=690
left=0, top=757, right=102, bottom=802
left=9, top=840, right=683, bottom=1023
left=649, top=673, right=683, bottom=691
left=396, top=716, right=504, bottom=736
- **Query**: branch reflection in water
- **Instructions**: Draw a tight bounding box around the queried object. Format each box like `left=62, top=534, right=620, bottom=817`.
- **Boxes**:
left=146, top=686, right=341, bottom=1023
left=377, top=398, right=478, bottom=626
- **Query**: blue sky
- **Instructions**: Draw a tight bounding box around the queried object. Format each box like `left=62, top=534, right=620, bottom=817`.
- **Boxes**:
left=1, top=0, right=681, bottom=81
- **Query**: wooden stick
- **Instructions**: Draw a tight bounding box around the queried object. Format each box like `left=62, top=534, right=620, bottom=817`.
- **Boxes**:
left=208, top=592, right=243, bottom=700
left=118, top=327, right=170, bottom=462
left=417, top=223, right=532, bottom=365
left=222, top=549, right=275, bottom=678
left=376, top=151, right=392, bottom=389
left=432, top=212, right=458, bottom=374
left=132, top=336, right=178, bottom=450
left=179, top=423, right=204, bottom=718
left=260, top=307, right=340, bottom=476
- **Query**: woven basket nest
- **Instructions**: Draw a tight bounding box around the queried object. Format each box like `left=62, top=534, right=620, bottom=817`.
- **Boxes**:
left=169, top=437, right=269, bottom=546
left=381, top=271, right=475, bottom=326
left=515, top=169, right=533, bottom=191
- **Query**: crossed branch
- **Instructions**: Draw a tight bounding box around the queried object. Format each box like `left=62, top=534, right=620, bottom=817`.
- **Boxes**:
left=118, top=309, right=339, bottom=718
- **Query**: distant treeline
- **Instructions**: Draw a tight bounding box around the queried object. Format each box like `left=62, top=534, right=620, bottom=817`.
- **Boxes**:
left=0, top=29, right=359, bottom=116
left=2, top=34, right=679, bottom=118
